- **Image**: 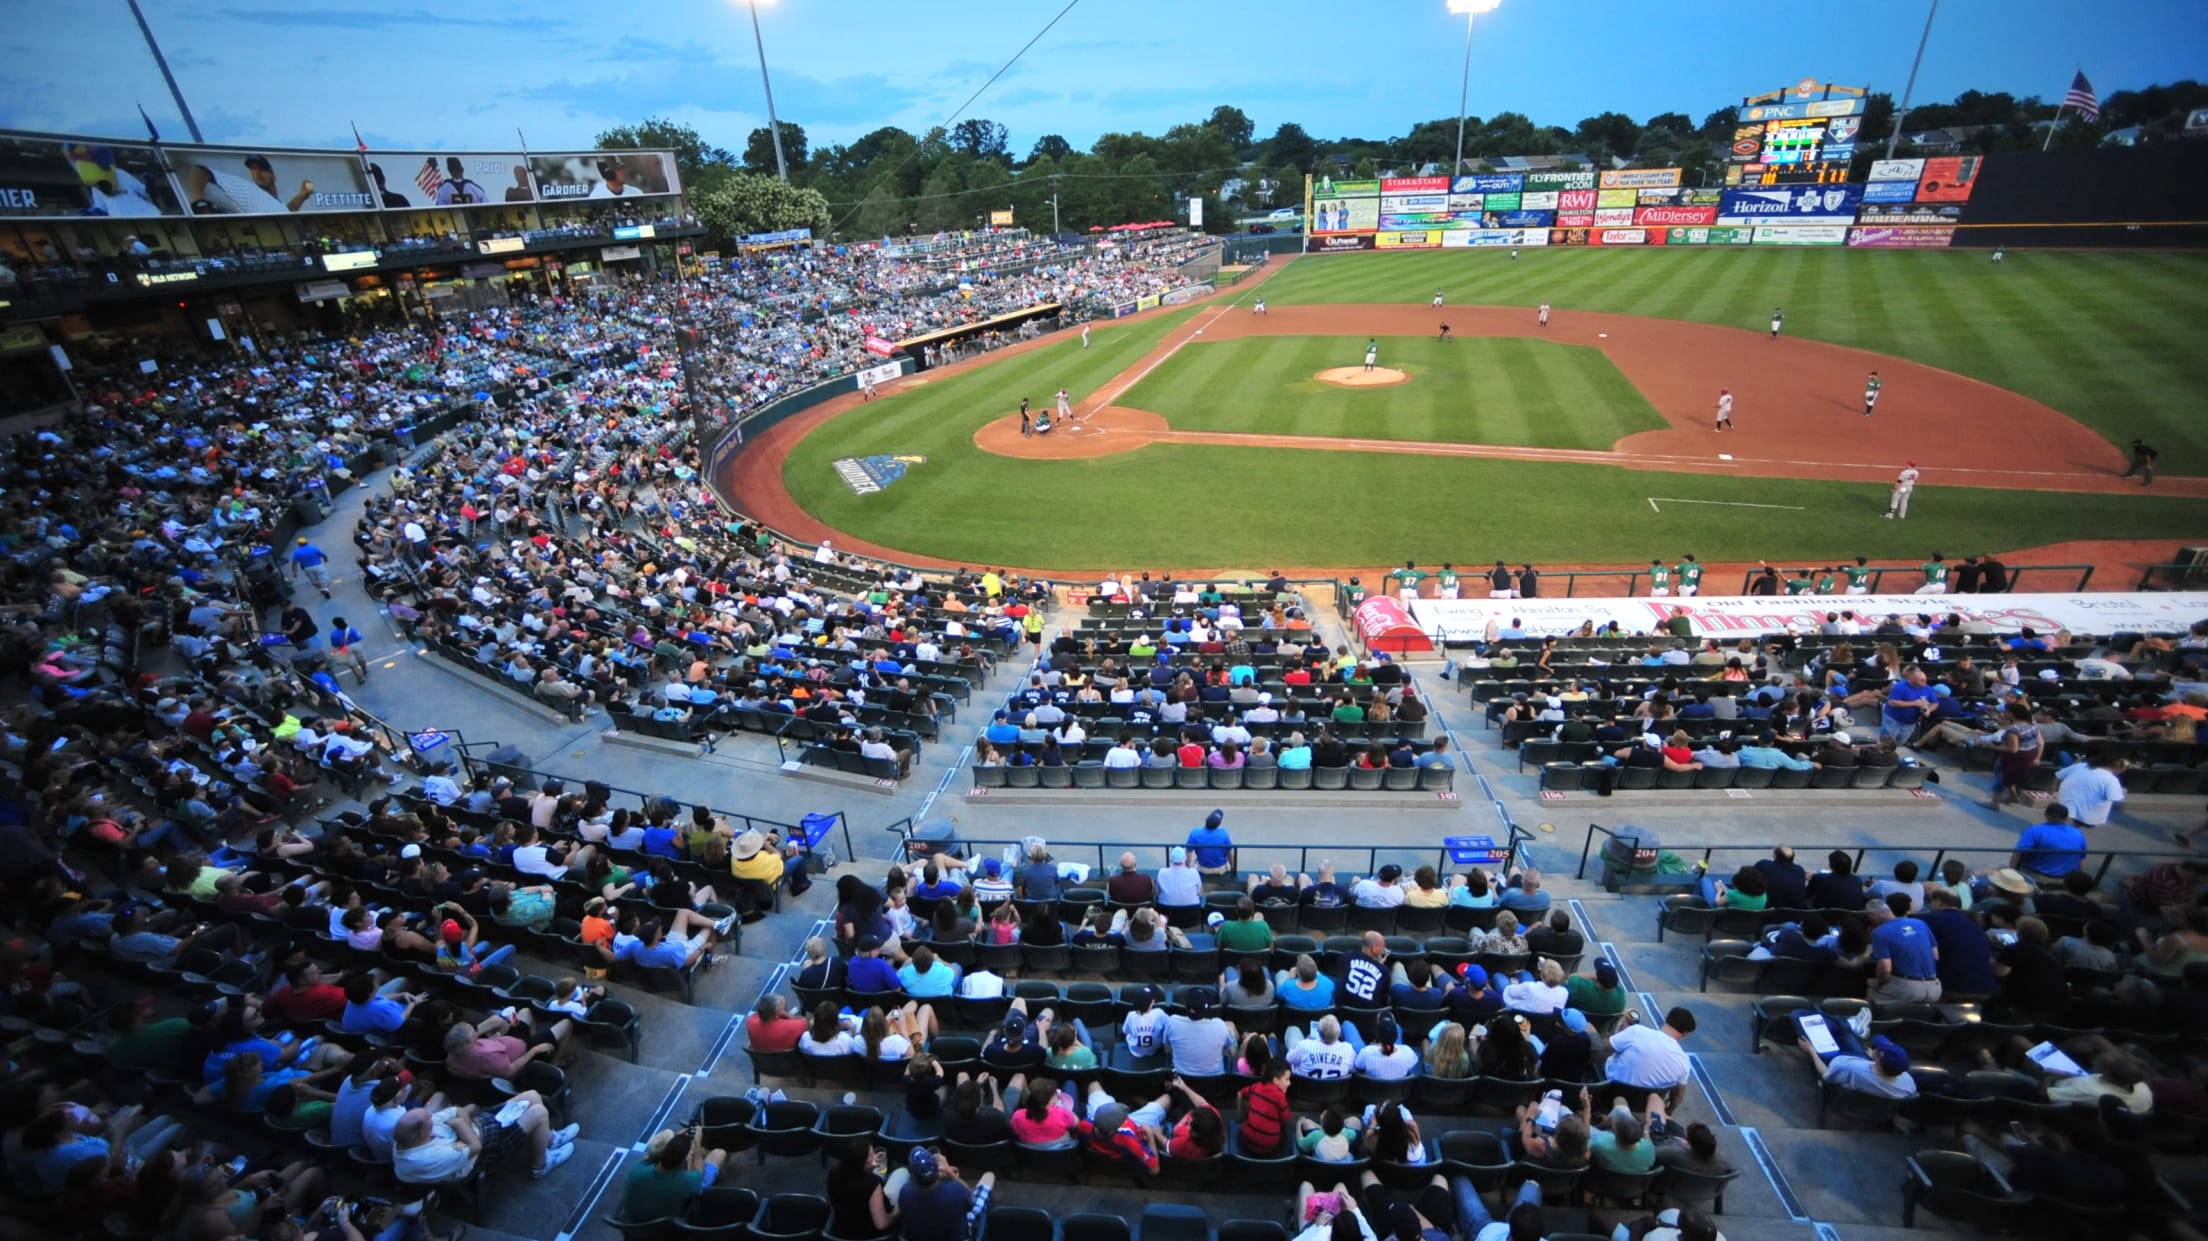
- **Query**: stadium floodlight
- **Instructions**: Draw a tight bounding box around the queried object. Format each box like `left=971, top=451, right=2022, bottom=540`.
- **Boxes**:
left=740, top=0, right=791, bottom=182
left=1447, top=0, right=1503, bottom=180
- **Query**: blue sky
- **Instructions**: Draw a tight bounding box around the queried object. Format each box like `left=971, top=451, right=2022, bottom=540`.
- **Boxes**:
left=3, top=0, right=2201, bottom=156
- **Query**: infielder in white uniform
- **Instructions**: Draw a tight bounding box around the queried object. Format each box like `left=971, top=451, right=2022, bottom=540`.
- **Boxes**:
left=1081, top=324, right=1090, bottom=348
left=1055, top=388, right=1073, bottom=424
left=1715, top=389, right=1734, bottom=431
left=1537, top=301, right=1551, bottom=328
left=1886, top=461, right=1920, bottom=520
left=1253, top=298, right=1266, bottom=315
left=1432, top=289, right=1444, bottom=308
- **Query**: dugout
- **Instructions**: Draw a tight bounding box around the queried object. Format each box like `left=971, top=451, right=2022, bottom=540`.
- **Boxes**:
left=1956, top=142, right=2208, bottom=248
left=898, top=303, right=1061, bottom=372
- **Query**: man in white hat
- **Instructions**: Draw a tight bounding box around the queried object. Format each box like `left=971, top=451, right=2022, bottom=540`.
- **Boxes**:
left=1157, top=846, right=1203, bottom=907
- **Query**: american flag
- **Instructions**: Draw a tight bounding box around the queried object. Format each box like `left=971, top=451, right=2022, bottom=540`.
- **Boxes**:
left=415, top=157, right=445, bottom=199
left=2062, top=71, right=2101, bottom=122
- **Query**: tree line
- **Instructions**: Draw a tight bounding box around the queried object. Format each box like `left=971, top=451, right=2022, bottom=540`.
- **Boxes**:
left=592, top=80, right=2205, bottom=244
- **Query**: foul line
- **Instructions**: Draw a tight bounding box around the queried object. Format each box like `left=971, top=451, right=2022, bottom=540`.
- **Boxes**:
left=1090, top=290, right=1260, bottom=412
left=1648, top=497, right=1808, bottom=512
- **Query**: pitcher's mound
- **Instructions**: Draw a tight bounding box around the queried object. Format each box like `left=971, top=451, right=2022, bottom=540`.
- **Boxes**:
left=1316, top=366, right=1410, bottom=388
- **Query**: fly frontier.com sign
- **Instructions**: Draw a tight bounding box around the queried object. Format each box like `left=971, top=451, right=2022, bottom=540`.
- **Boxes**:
left=1407, top=592, right=2208, bottom=643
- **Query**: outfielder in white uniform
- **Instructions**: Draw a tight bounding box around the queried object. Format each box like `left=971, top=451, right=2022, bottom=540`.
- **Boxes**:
left=1537, top=302, right=1551, bottom=328
left=1886, top=461, right=1920, bottom=520
left=1081, top=324, right=1090, bottom=348
left=1253, top=298, right=1266, bottom=315
left=1432, top=290, right=1444, bottom=308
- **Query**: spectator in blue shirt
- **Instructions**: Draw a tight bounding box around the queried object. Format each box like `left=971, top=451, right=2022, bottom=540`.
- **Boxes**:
left=1867, top=896, right=1942, bottom=1006
left=1917, top=888, right=1997, bottom=998
left=845, top=935, right=905, bottom=995
left=1881, top=667, right=1940, bottom=742
left=290, top=538, right=333, bottom=597
left=1738, top=732, right=1816, bottom=770
left=1496, top=868, right=1551, bottom=915
left=2011, top=804, right=2088, bottom=880
left=340, top=972, right=425, bottom=1036
left=621, top=918, right=710, bottom=971
left=1184, top=809, right=1236, bottom=878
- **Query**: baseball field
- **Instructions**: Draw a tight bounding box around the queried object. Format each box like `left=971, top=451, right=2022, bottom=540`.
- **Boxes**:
left=754, top=247, right=2208, bottom=572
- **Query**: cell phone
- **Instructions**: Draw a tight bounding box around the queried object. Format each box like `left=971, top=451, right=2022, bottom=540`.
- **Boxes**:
left=1991, top=930, right=2018, bottom=946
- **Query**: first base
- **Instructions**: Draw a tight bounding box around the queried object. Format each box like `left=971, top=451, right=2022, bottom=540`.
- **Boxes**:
left=1718, top=453, right=1735, bottom=461
left=1597, top=332, right=1608, bottom=338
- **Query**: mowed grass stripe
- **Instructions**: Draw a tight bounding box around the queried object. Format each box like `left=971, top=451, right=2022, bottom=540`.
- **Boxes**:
left=1257, top=248, right=2208, bottom=452
left=1116, top=336, right=1664, bottom=449
left=780, top=439, right=2205, bottom=569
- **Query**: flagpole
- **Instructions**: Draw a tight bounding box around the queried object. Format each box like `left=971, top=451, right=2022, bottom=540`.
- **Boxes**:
left=125, top=0, right=204, bottom=143
left=1884, top=0, right=1939, bottom=160
left=2042, top=103, right=2064, bottom=151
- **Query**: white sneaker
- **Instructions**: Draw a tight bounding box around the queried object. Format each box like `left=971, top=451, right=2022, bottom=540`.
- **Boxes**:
left=551, top=1123, right=579, bottom=1148
left=534, top=1142, right=576, bottom=1178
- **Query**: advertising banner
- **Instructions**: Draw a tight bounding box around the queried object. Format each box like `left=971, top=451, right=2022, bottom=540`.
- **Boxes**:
left=1636, top=187, right=1723, bottom=207
left=1306, top=233, right=1377, bottom=252
left=1380, top=210, right=1456, bottom=229
left=1556, top=211, right=1596, bottom=227
left=736, top=227, right=811, bottom=247
left=1664, top=226, right=1755, bottom=246
left=1717, top=184, right=1862, bottom=225
left=1524, top=169, right=1595, bottom=191
left=295, top=279, right=350, bottom=301
left=1376, top=231, right=1444, bottom=249
left=1752, top=225, right=1848, bottom=246
left=1558, top=189, right=1598, bottom=212
left=1915, top=155, right=1983, bottom=203
left=321, top=250, right=378, bottom=271
left=528, top=150, right=679, bottom=201
left=855, top=360, right=902, bottom=389
left=1446, top=192, right=1485, bottom=213
left=172, top=145, right=376, bottom=214
left=1440, top=227, right=1545, bottom=248
left=600, top=244, right=643, bottom=261
left=1548, top=227, right=1591, bottom=246
left=1594, top=207, right=1637, bottom=227
left=1730, top=124, right=1766, bottom=160
left=1161, top=283, right=1212, bottom=306
left=612, top=223, right=657, bottom=240
left=864, top=336, right=898, bottom=356
left=1635, top=205, right=1718, bottom=226
left=1593, top=228, right=1659, bottom=246
left=364, top=151, right=529, bottom=208
left=0, top=135, right=184, bottom=218
left=1520, top=190, right=1560, bottom=210
left=1451, top=174, right=1523, bottom=193
left=1600, top=168, right=1683, bottom=189
left=1409, top=591, right=2208, bottom=643
left=1135, top=294, right=1161, bottom=311
left=1857, top=203, right=1963, bottom=225
left=1382, top=176, right=1450, bottom=193
left=1315, top=177, right=1380, bottom=196
left=1482, top=192, right=1522, bottom=212
left=1847, top=225, right=1957, bottom=249
left=1489, top=210, right=1554, bottom=228
left=1861, top=179, right=1919, bottom=204
left=1868, top=158, right=1925, bottom=182
left=1311, top=193, right=1379, bottom=233
left=1740, top=98, right=1864, bottom=122
left=1380, top=193, right=1448, bottom=212
left=1596, top=188, right=1640, bottom=209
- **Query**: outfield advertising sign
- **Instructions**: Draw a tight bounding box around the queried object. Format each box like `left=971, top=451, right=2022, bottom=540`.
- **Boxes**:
left=1593, top=228, right=1663, bottom=246
left=1599, top=168, right=1683, bottom=189
left=1868, top=158, right=1925, bottom=182
left=1915, top=155, right=1983, bottom=203
left=1861, top=180, right=1919, bottom=204
left=1558, top=189, right=1598, bottom=212
left=1452, top=174, right=1523, bottom=193
left=1665, top=226, right=1754, bottom=246
left=1718, top=184, right=1863, bottom=225
left=1376, top=231, right=1443, bottom=249
left=1382, top=176, right=1450, bottom=193
left=1489, top=210, right=1554, bottom=228
left=1637, top=187, right=1724, bottom=207
left=1482, top=193, right=1522, bottom=213
left=1752, top=225, right=1849, bottom=246
left=1436, top=228, right=1547, bottom=248
left=1549, top=227, right=1591, bottom=246
left=1635, top=205, right=1719, bottom=226
left=1857, top=203, right=1963, bottom=225
left=1848, top=225, right=1957, bottom=249
left=1556, top=212, right=1595, bottom=227
left=1306, top=234, right=1376, bottom=252
left=1594, top=207, right=1637, bottom=227
left=1311, top=193, right=1379, bottom=233
left=1520, top=191, right=1560, bottom=210
left=1596, top=189, right=1639, bottom=209
left=1524, top=170, right=1596, bottom=191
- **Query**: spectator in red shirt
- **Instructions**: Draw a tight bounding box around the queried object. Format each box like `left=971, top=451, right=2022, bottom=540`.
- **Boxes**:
left=1236, top=1060, right=1295, bottom=1156
left=746, top=994, right=808, bottom=1053
left=265, top=961, right=349, bottom=1023
left=1177, top=739, right=1208, bottom=768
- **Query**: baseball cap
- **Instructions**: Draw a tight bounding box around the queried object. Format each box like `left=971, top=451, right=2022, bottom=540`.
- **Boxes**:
left=855, top=934, right=884, bottom=953
left=1456, top=963, right=1489, bottom=987
left=1170, top=846, right=1187, bottom=864
left=1002, top=1010, right=1027, bottom=1036
left=1595, top=960, right=1619, bottom=988
left=1093, top=1102, right=1131, bottom=1133
left=441, top=919, right=464, bottom=943
left=1560, top=1009, right=1589, bottom=1034
left=908, top=1148, right=940, bottom=1182
left=1905, top=459, right=1917, bottom=467
left=1378, top=864, right=1402, bottom=882
left=1205, top=809, right=1224, bottom=828
left=981, top=858, right=1001, bottom=878
left=400, top=843, right=422, bottom=859
left=1376, top=1013, right=1400, bottom=1043
left=1870, top=1035, right=1911, bottom=1076
left=1206, top=911, right=1225, bottom=928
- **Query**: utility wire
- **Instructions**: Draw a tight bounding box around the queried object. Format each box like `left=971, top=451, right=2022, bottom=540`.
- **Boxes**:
left=828, top=0, right=1083, bottom=233
left=821, top=164, right=1250, bottom=210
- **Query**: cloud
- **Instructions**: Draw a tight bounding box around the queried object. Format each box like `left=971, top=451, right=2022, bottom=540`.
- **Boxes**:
left=505, top=57, right=935, bottom=130
left=212, top=7, right=562, bottom=32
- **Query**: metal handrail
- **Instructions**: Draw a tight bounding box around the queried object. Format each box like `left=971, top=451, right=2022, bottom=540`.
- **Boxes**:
left=1732, top=563, right=2097, bottom=596
left=877, top=817, right=1530, bottom=878
left=1574, top=821, right=2179, bottom=889
left=2133, top=561, right=2208, bottom=590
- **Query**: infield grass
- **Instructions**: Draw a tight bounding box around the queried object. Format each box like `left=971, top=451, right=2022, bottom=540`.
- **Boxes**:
left=1255, top=247, right=2208, bottom=456
left=1117, top=336, right=1664, bottom=449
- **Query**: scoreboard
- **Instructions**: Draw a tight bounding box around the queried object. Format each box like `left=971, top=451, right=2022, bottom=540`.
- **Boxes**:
left=1726, top=79, right=1867, bottom=189
left=1725, top=162, right=1852, bottom=187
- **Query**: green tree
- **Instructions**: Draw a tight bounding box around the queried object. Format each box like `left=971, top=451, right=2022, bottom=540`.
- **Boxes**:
left=961, top=159, right=1014, bottom=227
left=852, top=181, right=905, bottom=238
left=693, top=172, right=830, bottom=241
left=949, top=119, right=1010, bottom=163
left=741, top=121, right=808, bottom=176
left=1573, top=112, right=1641, bottom=163
left=1010, top=153, right=1060, bottom=230
left=594, top=115, right=737, bottom=196
left=1091, top=131, right=1157, bottom=165
left=1204, top=105, right=1255, bottom=153
left=1112, top=153, right=1169, bottom=224
left=1027, top=134, right=1073, bottom=164
left=1263, top=122, right=1316, bottom=173
left=915, top=157, right=968, bottom=232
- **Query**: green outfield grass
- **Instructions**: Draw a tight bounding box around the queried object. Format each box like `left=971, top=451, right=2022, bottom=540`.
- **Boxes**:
left=1116, top=336, right=1664, bottom=448
left=1257, top=247, right=2208, bottom=456
left=779, top=292, right=2198, bottom=567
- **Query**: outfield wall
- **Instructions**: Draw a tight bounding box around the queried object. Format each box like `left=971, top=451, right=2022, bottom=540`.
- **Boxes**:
left=1397, top=590, right=2208, bottom=642
left=1304, top=144, right=2208, bottom=253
